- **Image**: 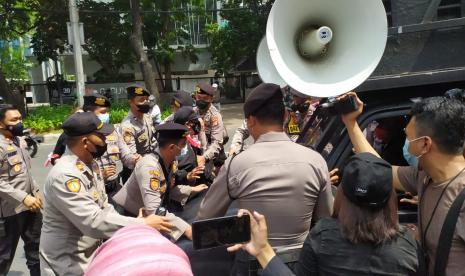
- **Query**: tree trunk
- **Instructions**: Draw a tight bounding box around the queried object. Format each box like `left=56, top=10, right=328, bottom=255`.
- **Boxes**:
left=0, top=70, right=25, bottom=115
left=164, top=61, right=173, bottom=92
left=129, top=0, right=159, bottom=99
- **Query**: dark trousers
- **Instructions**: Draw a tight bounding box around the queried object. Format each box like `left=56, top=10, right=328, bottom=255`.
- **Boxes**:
left=0, top=211, right=42, bottom=276
left=120, top=167, right=133, bottom=185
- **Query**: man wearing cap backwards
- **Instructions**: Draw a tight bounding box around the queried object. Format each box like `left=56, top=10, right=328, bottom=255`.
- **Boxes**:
left=164, top=90, right=195, bottom=123
left=341, top=92, right=465, bottom=275
left=83, top=93, right=140, bottom=199
left=197, top=83, right=333, bottom=251
left=40, top=113, right=174, bottom=276
left=119, top=85, right=157, bottom=183
left=0, top=104, right=42, bottom=276
left=194, top=83, right=227, bottom=167
left=113, top=122, right=196, bottom=241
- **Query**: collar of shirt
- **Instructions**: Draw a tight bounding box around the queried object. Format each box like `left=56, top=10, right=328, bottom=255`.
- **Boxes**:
left=255, top=131, right=290, bottom=143
left=62, top=148, right=95, bottom=176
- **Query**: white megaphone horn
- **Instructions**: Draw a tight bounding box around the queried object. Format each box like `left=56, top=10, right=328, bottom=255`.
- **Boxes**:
left=262, top=0, right=388, bottom=97
left=256, top=37, right=287, bottom=87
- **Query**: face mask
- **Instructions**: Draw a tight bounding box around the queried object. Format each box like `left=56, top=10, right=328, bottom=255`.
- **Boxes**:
left=176, top=144, right=189, bottom=161
left=7, top=122, right=24, bottom=137
left=196, top=100, right=209, bottom=110
left=98, top=113, right=110, bottom=124
left=137, top=104, right=151, bottom=114
left=402, top=137, right=426, bottom=167
left=291, top=103, right=310, bottom=113
left=88, top=140, right=108, bottom=159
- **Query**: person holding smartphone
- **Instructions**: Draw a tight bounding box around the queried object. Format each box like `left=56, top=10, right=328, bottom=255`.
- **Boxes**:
left=228, top=153, right=419, bottom=276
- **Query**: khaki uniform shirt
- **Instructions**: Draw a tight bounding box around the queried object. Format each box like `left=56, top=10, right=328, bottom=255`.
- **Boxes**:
left=197, top=132, right=333, bottom=248
left=194, top=105, right=224, bottom=161
left=40, top=150, right=142, bottom=276
left=95, top=130, right=136, bottom=182
left=0, top=134, right=38, bottom=217
left=113, top=152, right=190, bottom=240
left=119, top=111, right=156, bottom=156
left=230, top=119, right=249, bottom=154
left=398, top=166, right=465, bottom=276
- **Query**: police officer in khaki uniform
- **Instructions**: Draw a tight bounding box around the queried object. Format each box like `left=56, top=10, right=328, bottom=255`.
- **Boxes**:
left=197, top=83, right=334, bottom=249
left=164, top=90, right=194, bottom=123
left=113, top=123, right=197, bottom=241
left=228, top=86, right=319, bottom=155
left=83, top=94, right=140, bottom=196
left=194, top=83, right=227, bottom=167
left=40, top=113, right=174, bottom=276
left=0, top=104, right=41, bottom=276
left=119, top=85, right=157, bottom=183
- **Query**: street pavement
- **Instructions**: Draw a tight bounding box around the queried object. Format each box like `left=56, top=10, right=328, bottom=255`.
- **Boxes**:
left=8, top=103, right=247, bottom=275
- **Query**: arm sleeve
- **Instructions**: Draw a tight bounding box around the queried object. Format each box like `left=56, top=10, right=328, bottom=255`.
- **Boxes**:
left=230, top=120, right=249, bottom=153
left=170, top=185, right=192, bottom=206
left=197, top=160, right=232, bottom=220
left=314, top=163, right=334, bottom=220
left=262, top=256, right=296, bottom=276
left=52, top=133, right=67, bottom=156
left=135, top=163, right=164, bottom=214
left=295, top=231, right=319, bottom=276
left=396, top=166, right=420, bottom=195
left=0, top=150, right=27, bottom=203
left=116, top=131, right=137, bottom=169
left=203, top=114, right=224, bottom=160
left=48, top=174, right=143, bottom=239
left=119, top=124, right=137, bottom=155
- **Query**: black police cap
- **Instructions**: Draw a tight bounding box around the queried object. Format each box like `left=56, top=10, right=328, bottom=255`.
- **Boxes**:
left=127, top=85, right=150, bottom=98
left=83, top=93, right=111, bottom=108
left=341, top=152, right=393, bottom=209
left=172, top=90, right=194, bottom=107
left=62, top=112, right=114, bottom=137
left=194, top=83, right=215, bottom=96
left=155, top=122, right=188, bottom=141
left=173, top=106, right=199, bottom=125
left=244, top=83, right=283, bottom=118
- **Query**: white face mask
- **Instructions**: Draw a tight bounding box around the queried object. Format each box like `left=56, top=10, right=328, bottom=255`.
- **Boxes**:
left=176, top=144, right=189, bottom=161
left=98, top=113, right=110, bottom=124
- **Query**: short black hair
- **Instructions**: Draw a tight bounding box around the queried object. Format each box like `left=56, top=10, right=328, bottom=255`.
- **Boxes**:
left=82, top=105, right=100, bottom=112
left=0, top=104, right=19, bottom=121
left=410, top=97, right=465, bottom=155
left=252, top=94, right=285, bottom=126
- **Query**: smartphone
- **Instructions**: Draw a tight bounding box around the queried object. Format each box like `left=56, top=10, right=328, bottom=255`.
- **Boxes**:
left=192, top=214, right=251, bottom=250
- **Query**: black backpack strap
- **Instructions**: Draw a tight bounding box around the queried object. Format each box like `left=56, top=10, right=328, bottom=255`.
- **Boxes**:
left=434, top=187, right=465, bottom=276
left=154, top=152, right=171, bottom=208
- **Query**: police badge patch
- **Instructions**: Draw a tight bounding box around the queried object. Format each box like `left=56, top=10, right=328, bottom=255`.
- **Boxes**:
left=66, top=178, right=81, bottom=193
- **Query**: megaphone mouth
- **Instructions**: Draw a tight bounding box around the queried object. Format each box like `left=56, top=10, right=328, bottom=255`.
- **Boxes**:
left=297, top=25, right=333, bottom=60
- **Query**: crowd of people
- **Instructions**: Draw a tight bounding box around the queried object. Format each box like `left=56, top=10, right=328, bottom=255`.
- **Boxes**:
left=0, top=82, right=464, bottom=276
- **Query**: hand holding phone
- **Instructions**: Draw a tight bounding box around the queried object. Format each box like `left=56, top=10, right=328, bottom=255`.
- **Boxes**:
left=192, top=214, right=251, bottom=250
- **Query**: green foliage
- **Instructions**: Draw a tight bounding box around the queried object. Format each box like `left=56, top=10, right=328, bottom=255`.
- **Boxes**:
left=0, top=42, right=33, bottom=82
left=23, top=105, right=73, bottom=133
left=207, top=0, right=274, bottom=74
left=24, top=103, right=172, bottom=133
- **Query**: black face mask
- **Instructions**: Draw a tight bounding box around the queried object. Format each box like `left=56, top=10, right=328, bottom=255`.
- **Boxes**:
left=196, top=100, right=209, bottom=110
left=7, top=122, right=24, bottom=137
left=137, top=104, right=151, bottom=114
left=291, top=102, right=310, bottom=113
left=88, top=141, right=107, bottom=159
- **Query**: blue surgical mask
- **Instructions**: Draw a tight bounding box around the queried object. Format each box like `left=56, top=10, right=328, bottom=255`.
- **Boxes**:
left=402, top=137, right=426, bottom=167
left=98, top=113, right=110, bottom=124
left=176, top=144, right=189, bottom=161
left=403, top=139, right=418, bottom=167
